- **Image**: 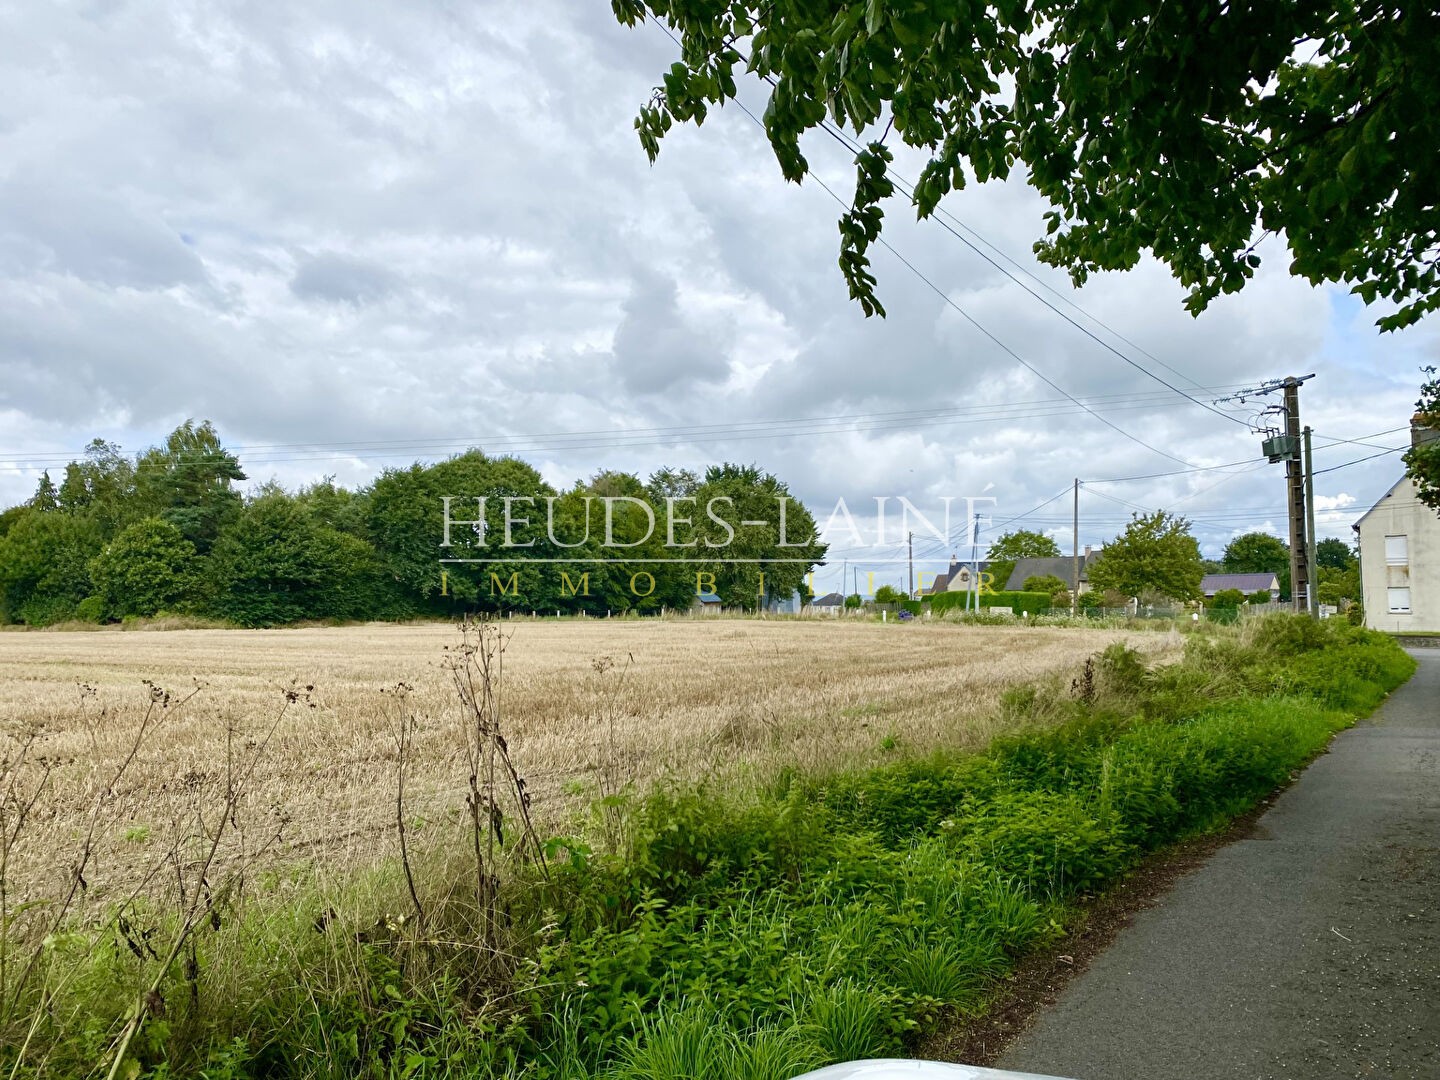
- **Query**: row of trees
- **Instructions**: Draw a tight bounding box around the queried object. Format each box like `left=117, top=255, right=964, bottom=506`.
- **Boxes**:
left=0, top=422, right=827, bottom=627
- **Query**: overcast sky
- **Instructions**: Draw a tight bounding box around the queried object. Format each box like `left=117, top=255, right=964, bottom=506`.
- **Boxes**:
left=2, top=2, right=1436, bottom=592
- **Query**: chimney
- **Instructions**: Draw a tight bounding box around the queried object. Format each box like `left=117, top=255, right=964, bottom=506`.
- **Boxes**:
left=1413, top=412, right=1440, bottom=448
left=1083, top=544, right=1092, bottom=557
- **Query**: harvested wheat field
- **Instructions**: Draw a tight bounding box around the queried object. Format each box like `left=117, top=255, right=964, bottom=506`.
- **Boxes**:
left=0, top=619, right=1174, bottom=902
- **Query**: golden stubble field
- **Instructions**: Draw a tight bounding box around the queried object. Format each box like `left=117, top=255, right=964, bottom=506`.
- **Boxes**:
left=0, top=619, right=1175, bottom=902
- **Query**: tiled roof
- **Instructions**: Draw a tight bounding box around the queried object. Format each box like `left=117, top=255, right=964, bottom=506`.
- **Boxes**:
left=1200, top=573, right=1278, bottom=595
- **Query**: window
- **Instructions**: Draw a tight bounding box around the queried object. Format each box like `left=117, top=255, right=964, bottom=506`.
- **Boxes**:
left=1387, top=587, right=1412, bottom=614
left=1385, top=535, right=1409, bottom=565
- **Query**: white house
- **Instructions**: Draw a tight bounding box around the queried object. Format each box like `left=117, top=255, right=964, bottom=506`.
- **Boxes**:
left=1354, top=420, right=1440, bottom=633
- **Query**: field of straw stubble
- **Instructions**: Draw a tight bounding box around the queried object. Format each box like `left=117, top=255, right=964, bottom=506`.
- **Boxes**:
left=0, top=619, right=1174, bottom=903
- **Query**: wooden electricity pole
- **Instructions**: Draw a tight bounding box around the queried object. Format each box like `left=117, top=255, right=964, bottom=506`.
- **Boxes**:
left=1218, top=373, right=1317, bottom=616
left=1281, top=377, right=1313, bottom=613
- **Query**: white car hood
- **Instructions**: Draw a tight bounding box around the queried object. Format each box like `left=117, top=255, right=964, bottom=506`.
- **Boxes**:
left=792, top=1060, right=1073, bottom=1080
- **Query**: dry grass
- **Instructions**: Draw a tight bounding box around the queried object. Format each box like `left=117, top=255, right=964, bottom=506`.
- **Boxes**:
left=0, top=619, right=1174, bottom=902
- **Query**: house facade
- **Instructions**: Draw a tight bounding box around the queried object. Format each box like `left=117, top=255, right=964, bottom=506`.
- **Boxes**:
left=922, top=560, right=992, bottom=595
left=1355, top=474, right=1440, bottom=633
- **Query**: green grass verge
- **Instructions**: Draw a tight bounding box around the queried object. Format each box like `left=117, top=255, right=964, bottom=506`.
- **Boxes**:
left=2, top=617, right=1416, bottom=1079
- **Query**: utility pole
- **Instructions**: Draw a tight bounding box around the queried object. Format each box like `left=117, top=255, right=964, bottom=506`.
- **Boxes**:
left=907, top=531, right=914, bottom=599
left=1072, top=478, right=1080, bottom=618
left=1304, top=426, right=1319, bottom=616
left=1217, top=374, right=1316, bottom=615
left=969, top=511, right=984, bottom=613
left=1281, top=377, right=1312, bottom=613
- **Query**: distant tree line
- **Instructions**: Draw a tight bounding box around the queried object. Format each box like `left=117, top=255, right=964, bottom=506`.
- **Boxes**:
left=0, top=422, right=826, bottom=627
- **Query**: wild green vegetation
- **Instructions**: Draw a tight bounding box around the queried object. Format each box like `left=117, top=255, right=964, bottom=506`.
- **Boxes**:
left=1404, top=367, right=1440, bottom=510
left=0, top=423, right=825, bottom=626
left=930, top=590, right=1053, bottom=617
left=0, top=615, right=1413, bottom=1079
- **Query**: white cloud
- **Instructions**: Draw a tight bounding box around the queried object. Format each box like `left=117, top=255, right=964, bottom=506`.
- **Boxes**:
left=1, top=0, right=1436, bottom=591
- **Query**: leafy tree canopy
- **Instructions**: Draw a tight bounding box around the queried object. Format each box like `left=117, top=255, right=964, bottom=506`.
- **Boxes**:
left=985, top=528, right=1060, bottom=592
left=30, top=472, right=58, bottom=511
left=1223, top=532, right=1290, bottom=575
left=1315, top=536, right=1357, bottom=571
left=1316, top=563, right=1361, bottom=606
left=1210, top=588, right=1247, bottom=609
left=1404, top=366, right=1440, bottom=512
left=88, top=517, right=200, bottom=619
left=873, top=584, right=905, bottom=604
left=0, top=425, right=829, bottom=626
left=689, top=463, right=827, bottom=609
left=1088, top=510, right=1203, bottom=601
left=134, top=420, right=246, bottom=552
left=615, top=2, right=1439, bottom=329
left=1022, top=573, right=1069, bottom=599
left=0, top=510, right=99, bottom=625
left=208, top=494, right=402, bottom=627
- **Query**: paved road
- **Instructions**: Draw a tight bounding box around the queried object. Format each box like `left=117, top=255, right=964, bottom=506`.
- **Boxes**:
left=999, top=649, right=1440, bottom=1080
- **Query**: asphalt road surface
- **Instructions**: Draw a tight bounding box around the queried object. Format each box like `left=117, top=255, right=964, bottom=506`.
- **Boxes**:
left=999, top=649, right=1440, bottom=1080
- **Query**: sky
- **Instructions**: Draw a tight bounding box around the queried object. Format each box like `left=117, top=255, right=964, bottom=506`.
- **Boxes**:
left=2, top=1, right=1437, bottom=595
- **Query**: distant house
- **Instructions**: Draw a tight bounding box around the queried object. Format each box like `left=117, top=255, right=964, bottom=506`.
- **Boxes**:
left=694, top=590, right=722, bottom=614
left=926, top=559, right=992, bottom=594
left=812, top=591, right=845, bottom=616
left=1004, top=552, right=1099, bottom=594
left=1354, top=418, right=1439, bottom=632
left=1200, top=572, right=1280, bottom=601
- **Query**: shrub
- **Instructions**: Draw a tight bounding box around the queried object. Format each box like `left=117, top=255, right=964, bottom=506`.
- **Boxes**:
left=986, top=591, right=1052, bottom=615
left=1249, top=589, right=1274, bottom=605
left=1210, top=588, right=1246, bottom=609
left=931, top=590, right=1050, bottom=616
left=88, top=517, right=200, bottom=619
left=74, top=595, right=106, bottom=623
left=1022, top=574, right=1069, bottom=598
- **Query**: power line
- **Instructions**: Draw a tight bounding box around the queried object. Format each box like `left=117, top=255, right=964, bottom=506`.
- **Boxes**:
left=2, top=387, right=1242, bottom=460
left=1308, top=426, right=1409, bottom=451
left=990, top=486, right=1073, bottom=532
left=803, top=117, right=1253, bottom=430
left=1082, top=426, right=1414, bottom=485
left=654, top=21, right=1204, bottom=468
left=733, top=115, right=1195, bottom=466
left=1086, top=456, right=1271, bottom=483
left=653, top=19, right=1253, bottom=431
left=1312, top=446, right=1405, bottom=476
left=0, top=388, right=1250, bottom=475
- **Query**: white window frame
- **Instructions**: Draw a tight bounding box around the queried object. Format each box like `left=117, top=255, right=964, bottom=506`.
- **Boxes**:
left=1387, top=587, right=1412, bottom=614
left=1384, top=535, right=1408, bottom=565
